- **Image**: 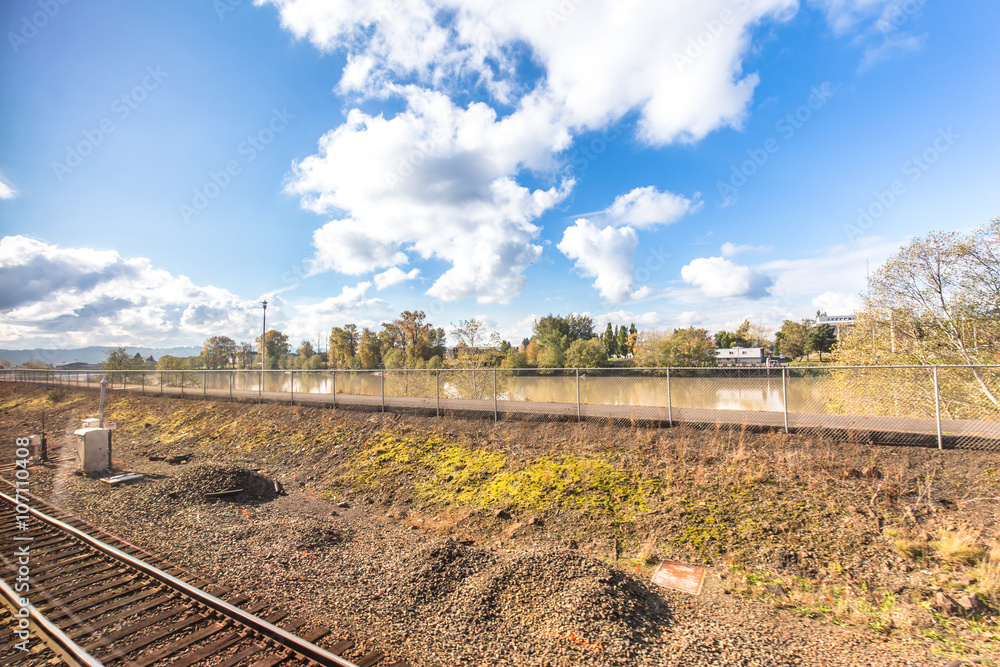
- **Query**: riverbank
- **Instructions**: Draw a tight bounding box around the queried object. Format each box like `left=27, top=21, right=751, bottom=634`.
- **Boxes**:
left=2, top=384, right=998, bottom=665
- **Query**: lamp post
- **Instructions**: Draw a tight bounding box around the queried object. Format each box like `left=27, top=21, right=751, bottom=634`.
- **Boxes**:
left=261, top=300, right=268, bottom=397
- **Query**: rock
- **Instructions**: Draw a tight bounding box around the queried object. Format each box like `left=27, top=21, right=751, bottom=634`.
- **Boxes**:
left=336, top=501, right=350, bottom=509
left=957, top=593, right=986, bottom=616
left=494, top=509, right=511, bottom=520
left=567, top=540, right=578, bottom=550
left=527, top=516, right=544, bottom=527
left=765, top=584, right=786, bottom=597
left=934, top=591, right=963, bottom=617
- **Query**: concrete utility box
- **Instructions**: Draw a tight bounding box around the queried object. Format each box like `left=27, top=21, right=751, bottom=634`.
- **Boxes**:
left=28, top=434, right=47, bottom=461
left=74, top=428, right=110, bottom=474
left=82, top=418, right=100, bottom=429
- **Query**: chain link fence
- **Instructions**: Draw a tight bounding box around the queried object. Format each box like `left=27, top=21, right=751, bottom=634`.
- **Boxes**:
left=3, top=366, right=999, bottom=449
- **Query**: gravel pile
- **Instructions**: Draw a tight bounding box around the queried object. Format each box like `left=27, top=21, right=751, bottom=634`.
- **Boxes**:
left=157, top=464, right=277, bottom=505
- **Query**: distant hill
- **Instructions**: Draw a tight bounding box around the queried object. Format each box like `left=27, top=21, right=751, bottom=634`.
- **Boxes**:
left=0, top=346, right=202, bottom=366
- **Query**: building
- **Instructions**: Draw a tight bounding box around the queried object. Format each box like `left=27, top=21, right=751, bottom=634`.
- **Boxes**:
left=817, top=314, right=856, bottom=341
left=715, top=347, right=766, bottom=366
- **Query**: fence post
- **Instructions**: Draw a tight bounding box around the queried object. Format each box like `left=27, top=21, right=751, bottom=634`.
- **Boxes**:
left=666, top=368, right=673, bottom=427
left=258, top=369, right=263, bottom=401
left=332, top=370, right=337, bottom=409
left=229, top=372, right=233, bottom=401
left=933, top=366, right=943, bottom=450
left=290, top=371, right=294, bottom=406
left=494, top=368, right=498, bottom=423
left=203, top=371, right=207, bottom=399
left=160, top=371, right=163, bottom=396
left=181, top=371, right=185, bottom=397
left=381, top=371, right=385, bottom=412
left=782, top=367, right=789, bottom=434
left=576, top=368, right=581, bottom=422
left=141, top=372, right=145, bottom=396
left=436, top=370, right=440, bottom=417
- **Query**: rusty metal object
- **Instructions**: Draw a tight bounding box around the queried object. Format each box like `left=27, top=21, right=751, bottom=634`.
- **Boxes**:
left=651, top=560, right=706, bottom=595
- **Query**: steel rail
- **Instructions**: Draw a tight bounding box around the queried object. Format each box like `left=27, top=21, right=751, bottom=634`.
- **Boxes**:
left=0, top=491, right=360, bottom=667
left=0, top=575, right=103, bottom=667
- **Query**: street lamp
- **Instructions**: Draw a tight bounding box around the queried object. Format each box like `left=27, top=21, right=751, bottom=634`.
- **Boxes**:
left=261, top=300, right=268, bottom=397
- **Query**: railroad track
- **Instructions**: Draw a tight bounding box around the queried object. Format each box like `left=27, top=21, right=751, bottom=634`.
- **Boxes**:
left=0, top=489, right=409, bottom=667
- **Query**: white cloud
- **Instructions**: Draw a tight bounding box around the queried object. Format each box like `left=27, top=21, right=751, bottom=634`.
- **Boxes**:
left=262, top=0, right=804, bottom=302
left=809, top=0, right=926, bottom=69
left=282, top=281, right=387, bottom=342
left=0, top=178, right=16, bottom=200
left=858, top=33, right=925, bottom=71
left=290, top=87, right=572, bottom=304
left=721, top=242, right=773, bottom=257
left=603, top=186, right=702, bottom=229
left=593, top=310, right=666, bottom=328
left=0, top=236, right=261, bottom=347
left=558, top=219, right=639, bottom=303
left=374, top=266, right=420, bottom=290
left=680, top=256, right=774, bottom=299
left=812, top=291, right=862, bottom=315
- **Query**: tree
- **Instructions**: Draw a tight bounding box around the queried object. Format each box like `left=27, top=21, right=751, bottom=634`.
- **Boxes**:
left=235, top=341, right=256, bottom=369
left=329, top=325, right=359, bottom=368
left=297, top=340, right=316, bottom=359
left=601, top=323, right=616, bottom=356
left=358, top=327, right=381, bottom=369
left=805, top=324, right=837, bottom=361
left=775, top=320, right=809, bottom=359
left=202, top=336, right=236, bottom=369
left=566, top=313, right=595, bottom=341
left=715, top=330, right=751, bottom=349
left=565, top=338, right=608, bottom=368
left=837, top=220, right=1000, bottom=414
left=634, top=328, right=716, bottom=368
left=256, top=330, right=290, bottom=369
left=156, top=355, right=188, bottom=371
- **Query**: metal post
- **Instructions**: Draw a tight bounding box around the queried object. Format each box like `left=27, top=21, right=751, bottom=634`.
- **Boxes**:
left=666, top=368, right=673, bottom=427
left=98, top=377, right=108, bottom=428
left=141, top=372, right=145, bottom=396
left=381, top=371, right=385, bottom=412
left=229, top=372, right=233, bottom=401
left=258, top=369, right=263, bottom=401
left=782, top=367, right=789, bottom=434
left=436, top=370, right=440, bottom=417
left=332, top=370, right=336, bottom=409
left=290, top=371, right=294, bottom=406
left=576, top=368, right=581, bottom=422
left=493, top=368, right=498, bottom=422
left=933, top=366, right=943, bottom=450
left=203, top=371, right=207, bottom=399
left=160, top=371, right=163, bottom=396
left=181, top=371, right=185, bottom=397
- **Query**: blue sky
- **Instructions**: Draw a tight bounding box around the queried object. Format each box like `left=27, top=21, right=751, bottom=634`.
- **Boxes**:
left=1, top=0, right=997, bottom=350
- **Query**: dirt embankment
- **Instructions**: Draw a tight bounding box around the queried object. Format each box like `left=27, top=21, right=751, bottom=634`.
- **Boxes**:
left=1, top=383, right=998, bottom=666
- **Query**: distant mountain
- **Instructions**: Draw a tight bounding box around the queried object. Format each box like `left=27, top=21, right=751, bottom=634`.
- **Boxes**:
left=0, top=346, right=202, bottom=365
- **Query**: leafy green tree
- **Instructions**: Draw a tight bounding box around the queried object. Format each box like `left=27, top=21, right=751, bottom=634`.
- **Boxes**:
left=565, top=338, right=608, bottom=368
left=358, top=327, right=381, bottom=369
left=566, top=314, right=595, bottom=341
left=775, top=320, right=809, bottom=359
left=328, top=325, right=359, bottom=368
left=601, top=323, right=615, bottom=356
left=636, top=328, right=716, bottom=367
left=156, top=355, right=188, bottom=371
left=297, top=340, right=316, bottom=359
left=806, top=324, right=837, bottom=361
left=201, top=336, right=236, bottom=369
left=714, top=330, right=751, bottom=349
left=256, top=330, right=290, bottom=369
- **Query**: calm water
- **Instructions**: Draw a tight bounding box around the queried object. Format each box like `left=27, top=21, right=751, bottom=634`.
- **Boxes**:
left=181, top=371, right=831, bottom=414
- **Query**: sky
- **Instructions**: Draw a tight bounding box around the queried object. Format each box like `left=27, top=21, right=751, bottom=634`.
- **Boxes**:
left=1, top=0, right=998, bottom=351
